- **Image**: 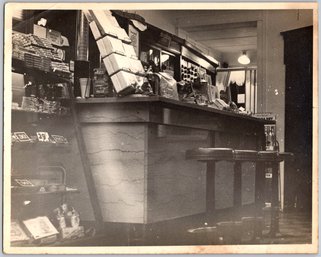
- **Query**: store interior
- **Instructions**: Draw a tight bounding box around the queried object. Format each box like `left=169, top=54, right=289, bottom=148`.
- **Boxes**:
left=8, top=9, right=313, bottom=247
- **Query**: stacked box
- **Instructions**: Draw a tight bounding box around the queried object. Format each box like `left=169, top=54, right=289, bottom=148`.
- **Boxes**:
left=123, top=43, right=138, bottom=59
left=86, top=9, right=149, bottom=95
left=91, top=10, right=119, bottom=28
left=96, top=36, right=125, bottom=58
left=89, top=21, right=102, bottom=40
left=110, top=70, right=137, bottom=93
left=89, top=10, right=131, bottom=43
left=103, top=53, right=130, bottom=75
left=129, top=58, right=145, bottom=74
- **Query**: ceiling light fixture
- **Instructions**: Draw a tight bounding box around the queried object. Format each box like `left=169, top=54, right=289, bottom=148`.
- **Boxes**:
left=238, top=51, right=250, bottom=65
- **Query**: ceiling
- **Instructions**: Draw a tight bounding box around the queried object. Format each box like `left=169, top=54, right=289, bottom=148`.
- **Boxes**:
left=183, top=21, right=257, bottom=54
left=162, top=10, right=258, bottom=66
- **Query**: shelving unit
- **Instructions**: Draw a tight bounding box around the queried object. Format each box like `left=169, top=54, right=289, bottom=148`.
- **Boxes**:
left=10, top=46, right=82, bottom=246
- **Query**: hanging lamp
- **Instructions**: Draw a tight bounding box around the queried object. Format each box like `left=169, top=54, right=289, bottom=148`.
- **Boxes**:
left=238, top=51, right=250, bottom=65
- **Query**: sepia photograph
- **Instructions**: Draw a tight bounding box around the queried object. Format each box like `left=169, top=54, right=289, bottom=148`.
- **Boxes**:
left=3, top=2, right=318, bottom=254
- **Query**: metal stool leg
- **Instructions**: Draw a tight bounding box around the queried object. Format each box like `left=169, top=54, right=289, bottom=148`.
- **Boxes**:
left=269, top=162, right=280, bottom=236
left=206, top=161, right=216, bottom=213
left=254, top=161, right=265, bottom=238
left=233, top=161, right=242, bottom=216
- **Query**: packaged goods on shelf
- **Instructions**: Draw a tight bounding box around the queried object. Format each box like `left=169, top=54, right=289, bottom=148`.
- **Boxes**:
left=23, top=216, right=59, bottom=241
left=12, top=32, right=71, bottom=76
left=92, top=68, right=112, bottom=97
left=51, top=61, right=70, bottom=73
left=12, top=131, right=69, bottom=145
left=46, top=28, right=62, bottom=46
left=21, top=96, right=39, bottom=112
left=52, top=203, right=84, bottom=240
left=60, top=226, right=84, bottom=240
left=154, top=72, right=179, bottom=100
left=10, top=221, right=30, bottom=244
left=21, top=96, right=68, bottom=114
left=96, top=35, right=125, bottom=58
left=41, top=99, right=61, bottom=114
left=13, top=132, right=32, bottom=142
left=23, top=34, right=54, bottom=50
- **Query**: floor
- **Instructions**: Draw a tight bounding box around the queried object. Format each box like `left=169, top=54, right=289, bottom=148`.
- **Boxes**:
left=54, top=210, right=312, bottom=246
left=260, top=211, right=312, bottom=244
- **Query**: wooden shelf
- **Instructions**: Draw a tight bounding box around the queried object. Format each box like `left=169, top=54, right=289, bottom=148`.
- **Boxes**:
left=12, top=187, right=79, bottom=196
left=12, top=142, right=70, bottom=152
left=12, top=108, right=71, bottom=121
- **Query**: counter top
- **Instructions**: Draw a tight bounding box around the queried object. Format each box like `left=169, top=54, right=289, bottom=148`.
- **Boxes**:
left=75, top=95, right=275, bottom=124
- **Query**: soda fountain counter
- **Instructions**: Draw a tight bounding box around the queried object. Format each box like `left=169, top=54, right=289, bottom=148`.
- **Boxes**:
left=75, top=95, right=274, bottom=224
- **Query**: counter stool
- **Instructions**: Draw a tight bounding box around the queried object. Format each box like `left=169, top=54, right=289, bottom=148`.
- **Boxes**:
left=258, top=151, right=294, bottom=237
left=186, top=148, right=234, bottom=212
left=186, top=148, right=261, bottom=243
left=233, top=150, right=265, bottom=240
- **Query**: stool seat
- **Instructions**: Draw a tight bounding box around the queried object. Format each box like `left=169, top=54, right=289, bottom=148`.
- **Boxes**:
left=233, top=150, right=258, bottom=161
left=186, top=148, right=234, bottom=161
left=257, top=151, right=278, bottom=161
left=277, top=152, right=294, bottom=162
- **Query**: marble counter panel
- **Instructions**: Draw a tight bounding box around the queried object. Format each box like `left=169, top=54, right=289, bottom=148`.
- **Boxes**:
left=82, top=123, right=146, bottom=223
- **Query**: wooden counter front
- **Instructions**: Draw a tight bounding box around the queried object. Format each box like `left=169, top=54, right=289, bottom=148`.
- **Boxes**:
left=76, top=96, right=273, bottom=224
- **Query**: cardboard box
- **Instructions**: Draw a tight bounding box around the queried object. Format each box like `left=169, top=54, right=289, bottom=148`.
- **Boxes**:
left=103, top=53, right=130, bottom=75
left=97, top=36, right=125, bottom=58
left=110, top=70, right=137, bottom=93
left=123, top=43, right=138, bottom=59
left=89, top=21, right=102, bottom=40
left=23, top=216, right=59, bottom=240
left=33, top=24, right=47, bottom=39
left=92, top=10, right=119, bottom=28
left=129, top=58, right=145, bottom=74
left=90, top=10, right=131, bottom=43
left=103, top=53, right=145, bottom=75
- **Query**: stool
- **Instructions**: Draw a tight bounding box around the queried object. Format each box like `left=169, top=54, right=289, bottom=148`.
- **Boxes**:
left=186, top=148, right=234, bottom=212
left=233, top=150, right=264, bottom=239
left=258, top=151, right=294, bottom=237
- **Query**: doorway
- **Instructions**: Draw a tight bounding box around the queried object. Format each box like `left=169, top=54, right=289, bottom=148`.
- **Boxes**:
left=282, top=26, right=313, bottom=212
